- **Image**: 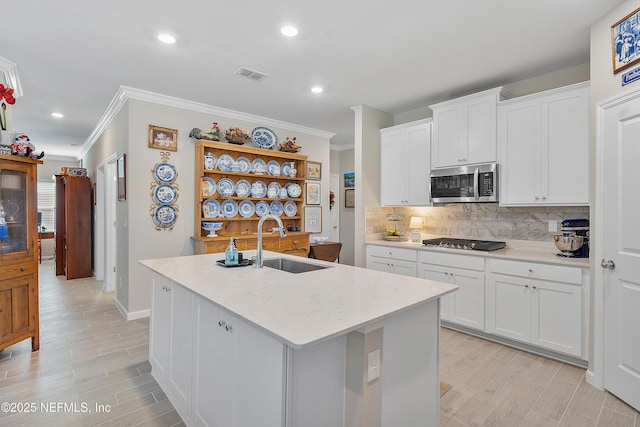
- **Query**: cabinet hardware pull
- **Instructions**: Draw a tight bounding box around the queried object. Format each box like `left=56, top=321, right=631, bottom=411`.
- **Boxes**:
left=525, top=284, right=529, bottom=288
left=225, top=325, right=232, bottom=332
left=218, top=320, right=226, bottom=327
left=21, top=267, right=26, bottom=272
left=534, top=196, right=539, bottom=200
left=528, top=268, right=533, bottom=273
left=532, top=286, right=537, bottom=289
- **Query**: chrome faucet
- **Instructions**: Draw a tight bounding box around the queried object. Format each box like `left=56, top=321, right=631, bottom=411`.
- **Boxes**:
left=255, top=214, right=286, bottom=268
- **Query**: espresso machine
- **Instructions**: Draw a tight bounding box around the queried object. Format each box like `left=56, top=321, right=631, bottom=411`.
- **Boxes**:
left=554, top=219, right=589, bottom=258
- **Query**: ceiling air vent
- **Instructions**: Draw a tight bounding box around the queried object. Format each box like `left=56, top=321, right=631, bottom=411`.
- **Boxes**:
left=234, top=67, right=269, bottom=82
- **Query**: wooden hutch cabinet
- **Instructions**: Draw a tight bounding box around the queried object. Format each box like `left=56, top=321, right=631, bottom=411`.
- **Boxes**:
left=192, top=140, right=310, bottom=257
left=0, top=155, right=42, bottom=352
left=55, top=175, right=92, bottom=279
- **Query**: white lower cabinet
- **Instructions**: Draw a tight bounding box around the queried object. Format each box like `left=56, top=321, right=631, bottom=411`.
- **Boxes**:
left=418, top=251, right=485, bottom=330
left=486, top=258, right=583, bottom=358
left=149, top=275, right=194, bottom=419
left=366, top=245, right=417, bottom=277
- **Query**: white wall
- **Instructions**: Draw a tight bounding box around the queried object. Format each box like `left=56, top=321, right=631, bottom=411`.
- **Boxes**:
left=83, top=95, right=332, bottom=316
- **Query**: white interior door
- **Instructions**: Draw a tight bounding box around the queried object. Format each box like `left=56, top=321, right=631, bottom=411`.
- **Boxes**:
left=328, top=174, right=339, bottom=243
left=600, top=92, right=640, bottom=411
left=104, top=160, right=117, bottom=292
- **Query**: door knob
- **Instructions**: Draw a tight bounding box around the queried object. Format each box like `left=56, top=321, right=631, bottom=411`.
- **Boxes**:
left=601, top=259, right=615, bottom=270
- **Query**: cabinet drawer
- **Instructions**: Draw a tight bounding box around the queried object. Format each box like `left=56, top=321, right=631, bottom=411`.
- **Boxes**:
left=279, top=236, right=309, bottom=251
left=487, top=258, right=582, bottom=285
left=0, top=262, right=36, bottom=278
left=419, top=251, right=485, bottom=271
left=366, top=245, right=417, bottom=262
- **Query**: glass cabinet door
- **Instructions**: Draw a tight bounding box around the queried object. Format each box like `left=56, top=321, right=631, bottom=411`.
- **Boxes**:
left=0, top=166, right=28, bottom=256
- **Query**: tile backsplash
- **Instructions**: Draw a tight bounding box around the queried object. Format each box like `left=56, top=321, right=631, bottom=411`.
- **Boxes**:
left=366, top=204, right=589, bottom=242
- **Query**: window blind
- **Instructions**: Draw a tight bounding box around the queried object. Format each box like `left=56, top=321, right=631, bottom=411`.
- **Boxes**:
left=37, top=182, right=55, bottom=231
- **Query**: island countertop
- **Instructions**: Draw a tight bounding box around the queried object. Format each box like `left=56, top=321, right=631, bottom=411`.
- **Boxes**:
left=140, top=250, right=457, bottom=349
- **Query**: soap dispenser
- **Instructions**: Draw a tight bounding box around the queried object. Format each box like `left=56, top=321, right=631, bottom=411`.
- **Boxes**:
left=225, top=237, right=239, bottom=265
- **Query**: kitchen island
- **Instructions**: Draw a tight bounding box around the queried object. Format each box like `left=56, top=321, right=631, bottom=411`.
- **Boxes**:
left=140, top=250, right=456, bottom=427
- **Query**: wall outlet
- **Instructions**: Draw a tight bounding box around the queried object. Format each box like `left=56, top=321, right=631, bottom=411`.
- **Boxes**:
left=367, top=349, right=380, bottom=383
left=548, top=220, right=558, bottom=232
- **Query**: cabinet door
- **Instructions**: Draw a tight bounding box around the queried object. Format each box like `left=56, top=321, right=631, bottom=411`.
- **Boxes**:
left=499, top=100, right=540, bottom=205
left=149, top=275, right=171, bottom=383
left=366, top=256, right=394, bottom=274
left=449, top=267, right=485, bottom=330
left=432, top=105, right=462, bottom=168
left=168, top=282, right=193, bottom=417
left=486, top=273, right=531, bottom=343
left=419, top=264, right=451, bottom=320
left=530, top=280, right=582, bottom=357
left=464, top=95, right=497, bottom=164
left=406, top=123, right=431, bottom=205
left=542, top=87, right=589, bottom=205
left=193, top=298, right=234, bottom=427
left=380, top=128, right=408, bottom=205
left=0, top=274, right=35, bottom=344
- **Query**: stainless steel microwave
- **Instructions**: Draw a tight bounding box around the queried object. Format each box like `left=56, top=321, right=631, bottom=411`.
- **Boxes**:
left=430, top=163, right=499, bottom=203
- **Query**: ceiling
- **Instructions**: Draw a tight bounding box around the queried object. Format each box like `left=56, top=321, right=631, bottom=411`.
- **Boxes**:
left=1, top=0, right=624, bottom=158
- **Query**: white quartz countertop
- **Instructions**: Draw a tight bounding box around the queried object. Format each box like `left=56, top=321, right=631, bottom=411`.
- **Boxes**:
left=140, top=251, right=457, bottom=349
left=366, top=235, right=590, bottom=268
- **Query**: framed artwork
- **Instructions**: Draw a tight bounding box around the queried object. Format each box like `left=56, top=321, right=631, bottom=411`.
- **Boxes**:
left=344, top=172, right=354, bottom=188
left=612, top=8, right=640, bottom=74
left=149, top=125, right=178, bottom=151
left=304, top=206, right=322, bottom=233
left=117, top=153, right=126, bottom=201
left=306, top=161, right=322, bottom=180
left=345, top=188, right=355, bottom=208
left=306, top=182, right=321, bottom=205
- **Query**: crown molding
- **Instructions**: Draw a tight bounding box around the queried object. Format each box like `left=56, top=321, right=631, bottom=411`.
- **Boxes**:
left=78, top=86, right=336, bottom=159
left=330, top=143, right=354, bottom=151
left=0, top=57, right=23, bottom=97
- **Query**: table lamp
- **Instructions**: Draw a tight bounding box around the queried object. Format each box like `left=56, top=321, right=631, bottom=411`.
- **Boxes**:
left=409, top=216, right=424, bottom=242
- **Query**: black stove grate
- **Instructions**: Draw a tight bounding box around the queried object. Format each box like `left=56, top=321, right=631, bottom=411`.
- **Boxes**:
left=422, top=238, right=506, bottom=251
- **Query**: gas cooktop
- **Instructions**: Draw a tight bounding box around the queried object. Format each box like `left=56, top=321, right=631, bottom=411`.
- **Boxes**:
left=422, top=238, right=506, bottom=251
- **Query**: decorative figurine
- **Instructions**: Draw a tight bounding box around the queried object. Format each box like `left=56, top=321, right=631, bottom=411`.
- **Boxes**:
left=279, top=136, right=301, bottom=152
left=189, top=122, right=221, bottom=141
left=11, top=134, right=44, bottom=159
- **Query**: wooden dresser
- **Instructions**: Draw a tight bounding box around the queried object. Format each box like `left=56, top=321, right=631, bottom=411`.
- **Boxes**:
left=192, top=140, right=310, bottom=257
left=55, top=175, right=92, bottom=279
left=0, top=154, right=42, bottom=352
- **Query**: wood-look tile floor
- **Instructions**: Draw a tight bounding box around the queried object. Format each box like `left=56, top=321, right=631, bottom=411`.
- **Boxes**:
left=440, top=327, right=640, bottom=426
left=1, top=262, right=638, bottom=426
left=0, top=261, right=184, bottom=427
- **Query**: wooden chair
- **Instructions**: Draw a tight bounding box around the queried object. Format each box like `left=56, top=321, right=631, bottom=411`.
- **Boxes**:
left=309, top=242, right=342, bottom=263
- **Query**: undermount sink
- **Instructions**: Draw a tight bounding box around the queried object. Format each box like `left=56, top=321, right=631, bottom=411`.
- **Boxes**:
left=263, top=258, right=330, bottom=274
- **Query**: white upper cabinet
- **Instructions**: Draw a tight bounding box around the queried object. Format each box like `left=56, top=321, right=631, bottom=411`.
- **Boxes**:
left=430, top=87, right=510, bottom=168
left=499, top=82, right=589, bottom=206
left=380, top=119, right=431, bottom=206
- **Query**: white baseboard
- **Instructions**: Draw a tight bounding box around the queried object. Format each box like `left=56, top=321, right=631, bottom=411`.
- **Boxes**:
left=586, top=369, right=603, bottom=390
left=115, top=298, right=150, bottom=321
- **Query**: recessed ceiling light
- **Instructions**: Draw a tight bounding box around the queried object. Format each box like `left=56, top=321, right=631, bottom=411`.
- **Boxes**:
left=311, top=86, right=324, bottom=94
left=51, top=112, right=64, bottom=118
left=280, top=26, right=298, bottom=37
left=156, top=33, right=176, bottom=44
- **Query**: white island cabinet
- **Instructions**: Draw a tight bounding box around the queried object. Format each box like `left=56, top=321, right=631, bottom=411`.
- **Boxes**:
left=141, top=251, right=456, bottom=427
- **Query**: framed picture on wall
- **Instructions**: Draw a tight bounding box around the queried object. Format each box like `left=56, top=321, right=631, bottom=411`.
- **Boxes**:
left=612, top=7, right=640, bottom=74
left=304, top=206, right=322, bottom=233
left=306, top=182, right=321, bottom=205
left=344, top=172, right=354, bottom=188
left=306, top=161, right=322, bottom=180
left=148, top=125, right=178, bottom=151
left=345, top=188, right=355, bottom=208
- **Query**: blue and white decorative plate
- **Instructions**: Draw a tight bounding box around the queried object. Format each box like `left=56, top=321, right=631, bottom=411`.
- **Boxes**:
left=281, top=162, right=294, bottom=177
left=239, top=200, right=255, bottom=218
left=235, top=179, right=251, bottom=198
left=154, top=184, right=178, bottom=205
left=251, top=158, right=267, bottom=175
left=251, top=127, right=278, bottom=149
left=217, top=154, right=235, bottom=172
left=221, top=200, right=239, bottom=218
left=255, top=200, right=270, bottom=217
left=284, top=201, right=297, bottom=217
left=202, top=199, right=221, bottom=218
left=217, top=178, right=236, bottom=197
left=250, top=180, right=267, bottom=198
left=267, top=160, right=281, bottom=176
left=153, top=205, right=178, bottom=227
left=236, top=156, right=251, bottom=174
left=202, top=177, right=216, bottom=197
left=154, top=163, right=177, bottom=183
left=286, top=183, right=302, bottom=198
left=269, top=200, right=284, bottom=217
left=267, top=182, right=281, bottom=198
